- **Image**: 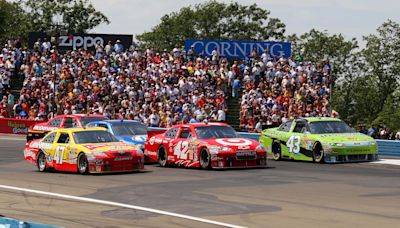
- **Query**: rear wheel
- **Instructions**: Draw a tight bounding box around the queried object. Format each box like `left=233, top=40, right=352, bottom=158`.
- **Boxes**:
left=158, top=146, right=167, bottom=167
left=271, top=142, right=282, bottom=161
left=200, top=148, right=211, bottom=169
left=77, top=153, right=89, bottom=174
left=37, top=152, right=47, bottom=172
left=313, top=143, right=324, bottom=163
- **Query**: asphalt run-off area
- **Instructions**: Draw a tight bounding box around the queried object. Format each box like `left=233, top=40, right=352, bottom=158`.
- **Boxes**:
left=0, top=136, right=399, bottom=228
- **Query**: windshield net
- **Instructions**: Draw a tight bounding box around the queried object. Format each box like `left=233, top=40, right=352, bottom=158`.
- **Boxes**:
left=309, top=121, right=356, bottom=134
left=195, top=126, right=238, bottom=139
left=111, top=122, right=148, bottom=136
left=73, top=131, right=118, bottom=144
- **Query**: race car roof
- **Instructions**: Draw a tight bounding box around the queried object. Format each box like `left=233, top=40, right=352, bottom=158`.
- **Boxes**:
left=51, top=127, right=107, bottom=133
left=174, top=122, right=230, bottom=128
left=300, top=117, right=341, bottom=122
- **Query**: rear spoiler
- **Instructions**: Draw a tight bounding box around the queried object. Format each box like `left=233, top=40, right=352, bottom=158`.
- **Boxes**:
left=147, top=127, right=167, bottom=138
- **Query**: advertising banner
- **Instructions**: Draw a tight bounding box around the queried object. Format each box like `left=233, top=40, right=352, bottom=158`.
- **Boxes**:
left=28, top=32, right=133, bottom=51
left=0, top=118, right=44, bottom=135
left=185, top=39, right=291, bottom=59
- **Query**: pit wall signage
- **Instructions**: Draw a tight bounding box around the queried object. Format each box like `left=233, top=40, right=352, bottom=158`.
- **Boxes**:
left=28, top=32, right=133, bottom=51
left=0, top=118, right=44, bottom=135
left=185, top=39, right=291, bottom=59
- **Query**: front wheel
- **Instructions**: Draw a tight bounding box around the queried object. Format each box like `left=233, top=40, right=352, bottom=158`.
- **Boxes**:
left=200, top=148, right=211, bottom=169
left=77, top=153, right=89, bottom=174
left=313, top=143, right=324, bottom=163
left=37, top=152, right=47, bottom=172
left=271, top=142, right=282, bottom=161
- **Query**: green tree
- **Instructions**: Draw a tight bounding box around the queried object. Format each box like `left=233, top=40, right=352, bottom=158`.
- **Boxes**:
left=137, top=1, right=286, bottom=50
left=0, top=0, right=30, bottom=44
left=21, top=0, right=109, bottom=34
left=362, top=20, right=400, bottom=117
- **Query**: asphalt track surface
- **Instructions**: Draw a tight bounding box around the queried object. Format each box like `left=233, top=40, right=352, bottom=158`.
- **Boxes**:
left=0, top=136, right=400, bottom=228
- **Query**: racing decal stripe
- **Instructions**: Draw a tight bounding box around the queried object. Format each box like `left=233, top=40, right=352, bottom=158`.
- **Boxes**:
left=272, top=138, right=314, bottom=158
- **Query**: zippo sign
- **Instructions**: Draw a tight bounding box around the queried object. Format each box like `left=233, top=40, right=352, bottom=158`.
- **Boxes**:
left=28, top=32, right=133, bottom=51
left=185, top=39, right=291, bottom=59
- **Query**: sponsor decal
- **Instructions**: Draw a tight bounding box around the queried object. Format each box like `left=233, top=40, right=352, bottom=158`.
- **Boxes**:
left=114, top=157, right=132, bottom=161
left=23, top=149, right=36, bottom=159
left=33, top=125, right=57, bottom=131
left=83, top=143, right=127, bottom=150
left=305, top=140, right=313, bottom=150
left=47, top=155, right=52, bottom=163
left=238, top=145, right=250, bottom=150
left=167, top=156, right=175, bottom=161
left=155, top=138, right=163, bottom=144
left=215, top=138, right=252, bottom=146
left=146, top=151, right=157, bottom=156
left=193, top=151, right=198, bottom=161
left=149, top=136, right=155, bottom=145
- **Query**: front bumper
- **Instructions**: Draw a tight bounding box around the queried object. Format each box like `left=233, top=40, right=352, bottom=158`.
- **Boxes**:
left=88, top=157, right=144, bottom=173
left=210, top=152, right=267, bottom=169
left=323, top=145, right=378, bottom=163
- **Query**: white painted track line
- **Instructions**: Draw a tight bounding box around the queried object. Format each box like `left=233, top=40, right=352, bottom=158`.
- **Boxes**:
left=0, top=184, right=246, bottom=228
left=370, top=159, right=400, bottom=166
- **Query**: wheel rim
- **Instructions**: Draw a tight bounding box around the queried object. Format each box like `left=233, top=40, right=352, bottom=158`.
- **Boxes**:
left=200, top=150, right=209, bottom=168
left=159, top=148, right=166, bottom=166
left=314, top=146, right=323, bottom=162
left=38, top=154, right=46, bottom=171
left=79, top=155, right=87, bottom=173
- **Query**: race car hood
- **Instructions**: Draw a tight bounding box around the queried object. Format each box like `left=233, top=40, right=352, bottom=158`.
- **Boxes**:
left=79, top=142, right=141, bottom=152
left=116, top=135, right=147, bottom=145
left=312, top=133, right=375, bottom=144
left=199, top=138, right=260, bottom=150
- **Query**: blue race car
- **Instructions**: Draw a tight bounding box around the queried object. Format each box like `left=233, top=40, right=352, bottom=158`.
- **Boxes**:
left=86, top=120, right=148, bottom=150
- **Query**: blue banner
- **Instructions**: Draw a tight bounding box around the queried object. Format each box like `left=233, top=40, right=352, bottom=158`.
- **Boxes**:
left=185, top=39, right=291, bottom=59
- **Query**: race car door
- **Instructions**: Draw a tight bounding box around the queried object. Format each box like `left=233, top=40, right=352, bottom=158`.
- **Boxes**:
left=289, top=120, right=313, bottom=161
left=53, top=132, right=74, bottom=172
left=171, top=127, right=193, bottom=165
left=276, top=120, right=293, bottom=157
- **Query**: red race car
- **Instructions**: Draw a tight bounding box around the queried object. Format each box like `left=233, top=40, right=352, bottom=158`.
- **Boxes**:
left=27, top=114, right=107, bottom=141
left=145, top=123, right=267, bottom=169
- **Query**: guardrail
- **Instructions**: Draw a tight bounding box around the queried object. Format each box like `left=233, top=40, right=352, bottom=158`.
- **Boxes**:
left=0, top=216, right=60, bottom=228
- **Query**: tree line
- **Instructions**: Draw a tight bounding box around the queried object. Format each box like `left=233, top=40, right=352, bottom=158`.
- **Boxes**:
left=1, top=0, right=399, bottom=131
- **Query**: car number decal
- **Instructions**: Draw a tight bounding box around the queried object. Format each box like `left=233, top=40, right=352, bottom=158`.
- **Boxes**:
left=287, top=136, right=301, bottom=154
left=174, top=141, right=189, bottom=159
left=54, top=146, right=66, bottom=164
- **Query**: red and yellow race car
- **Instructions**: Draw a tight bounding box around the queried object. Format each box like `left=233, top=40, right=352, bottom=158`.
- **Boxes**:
left=145, top=123, right=267, bottom=169
left=24, top=127, right=144, bottom=174
left=27, top=114, right=107, bottom=141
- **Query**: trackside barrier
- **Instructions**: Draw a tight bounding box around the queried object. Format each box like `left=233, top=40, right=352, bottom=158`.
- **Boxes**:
left=0, top=118, right=44, bottom=135
left=0, top=216, right=61, bottom=228
left=376, top=140, right=400, bottom=157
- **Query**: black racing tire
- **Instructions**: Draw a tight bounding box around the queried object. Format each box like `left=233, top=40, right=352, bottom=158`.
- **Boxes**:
left=313, top=143, right=325, bottom=163
left=200, top=148, right=211, bottom=169
left=158, top=146, right=168, bottom=167
left=77, top=153, right=89, bottom=174
left=271, top=141, right=282, bottom=161
left=37, top=151, right=47, bottom=172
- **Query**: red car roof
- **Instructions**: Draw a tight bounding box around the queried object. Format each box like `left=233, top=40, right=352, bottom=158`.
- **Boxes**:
left=52, top=114, right=105, bottom=118
left=172, top=122, right=230, bottom=128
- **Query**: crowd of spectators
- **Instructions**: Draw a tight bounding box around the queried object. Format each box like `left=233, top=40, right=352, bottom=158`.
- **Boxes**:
left=238, top=50, right=332, bottom=132
left=1, top=38, right=399, bottom=138
left=1, top=38, right=229, bottom=127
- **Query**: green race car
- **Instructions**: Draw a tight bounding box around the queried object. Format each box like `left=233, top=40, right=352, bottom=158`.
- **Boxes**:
left=259, top=117, right=378, bottom=163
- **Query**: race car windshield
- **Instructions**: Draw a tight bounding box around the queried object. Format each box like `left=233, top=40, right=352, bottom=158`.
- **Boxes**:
left=308, top=121, right=356, bottom=134
left=73, top=131, right=119, bottom=144
left=80, top=117, right=108, bottom=126
left=195, top=126, right=238, bottom=139
left=111, top=122, right=147, bottom=136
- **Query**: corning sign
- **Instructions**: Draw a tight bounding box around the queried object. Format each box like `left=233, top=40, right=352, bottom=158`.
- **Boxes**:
left=185, top=39, right=291, bottom=59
